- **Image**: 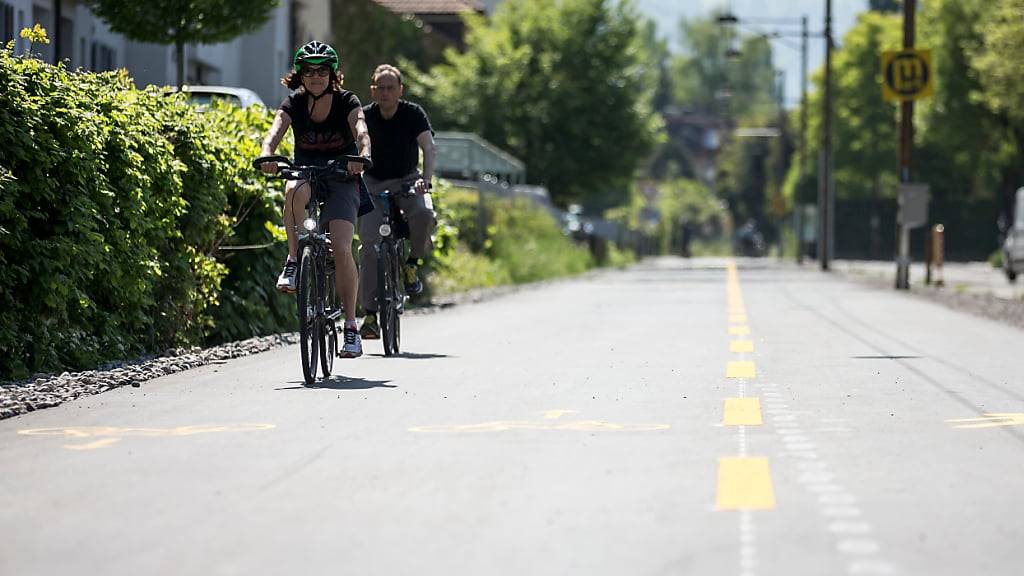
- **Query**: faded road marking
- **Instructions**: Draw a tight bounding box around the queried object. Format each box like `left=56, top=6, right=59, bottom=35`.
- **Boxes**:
left=723, top=398, right=763, bottom=426
left=729, top=325, right=751, bottom=336
left=716, top=457, right=776, bottom=510
left=18, top=424, right=276, bottom=450
left=726, top=361, right=757, bottom=379
left=543, top=410, right=577, bottom=420
left=946, top=413, right=1024, bottom=429
left=729, top=314, right=749, bottom=324
left=64, top=438, right=121, bottom=451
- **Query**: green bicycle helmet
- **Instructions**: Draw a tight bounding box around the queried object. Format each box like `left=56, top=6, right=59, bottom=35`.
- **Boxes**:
left=293, top=40, right=339, bottom=72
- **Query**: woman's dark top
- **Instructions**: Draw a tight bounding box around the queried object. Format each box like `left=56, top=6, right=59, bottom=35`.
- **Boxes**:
left=279, top=89, right=362, bottom=165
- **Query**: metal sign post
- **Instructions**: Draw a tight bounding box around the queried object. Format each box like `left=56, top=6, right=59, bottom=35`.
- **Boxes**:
left=896, top=183, right=929, bottom=289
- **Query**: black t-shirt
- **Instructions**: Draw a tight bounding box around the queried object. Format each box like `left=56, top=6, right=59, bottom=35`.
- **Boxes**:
left=279, top=89, right=362, bottom=164
left=362, top=100, right=433, bottom=180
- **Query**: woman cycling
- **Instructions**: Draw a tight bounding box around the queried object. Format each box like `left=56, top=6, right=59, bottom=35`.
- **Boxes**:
left=260, top=41, right=371, bottom=358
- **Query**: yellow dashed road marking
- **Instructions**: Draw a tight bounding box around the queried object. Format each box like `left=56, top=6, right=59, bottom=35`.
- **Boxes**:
left=726, top=361, right=757, bottom=379
left=729, top=314, right=748, bottom=324
left=716, top=457, right=776, bottom=510
left=543, top=410, right=577, bottom=420
left=729, top=340, right=754, bottom=353
left=723, top=398, right=763, bottom=426
left=729, top=326, right=751, bottom=336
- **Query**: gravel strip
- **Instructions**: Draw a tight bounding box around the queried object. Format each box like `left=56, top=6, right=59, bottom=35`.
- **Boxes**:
left=837, top=270, right=1024, bottom=330
left=0, top=270, right=605, bottom=422
left=0, top=333, right=298, bottom=421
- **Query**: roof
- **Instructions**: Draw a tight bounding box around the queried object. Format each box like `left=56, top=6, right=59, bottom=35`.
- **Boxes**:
left=371, top=0, right=483, bottom=15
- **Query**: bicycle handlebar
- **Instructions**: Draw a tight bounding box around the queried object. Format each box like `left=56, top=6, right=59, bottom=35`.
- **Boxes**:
left=253, top=155, right=373, bottom=180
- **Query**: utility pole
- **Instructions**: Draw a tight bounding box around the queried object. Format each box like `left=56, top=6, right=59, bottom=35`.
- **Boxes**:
left=818, top=0, right=834, bottom=270
left=895, top=0, right=916, bottom=289
left=797, top=15, right=809, bottom=264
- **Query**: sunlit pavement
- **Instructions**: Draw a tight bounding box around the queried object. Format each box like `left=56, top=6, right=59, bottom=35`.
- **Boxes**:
left=2, top=257, right=1023, bottom=576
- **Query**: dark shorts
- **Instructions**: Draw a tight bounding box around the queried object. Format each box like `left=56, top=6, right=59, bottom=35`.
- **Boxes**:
left=316, top=178, right=360, bottom=225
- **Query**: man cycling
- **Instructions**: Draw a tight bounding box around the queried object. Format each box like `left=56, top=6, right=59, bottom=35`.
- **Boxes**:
left=357, top=64, right=437, bottom=340
left=260, top=41, right=372, bottom=357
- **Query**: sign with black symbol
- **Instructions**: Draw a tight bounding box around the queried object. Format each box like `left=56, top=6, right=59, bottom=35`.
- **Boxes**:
left=881, top=49, right=933, bottom=102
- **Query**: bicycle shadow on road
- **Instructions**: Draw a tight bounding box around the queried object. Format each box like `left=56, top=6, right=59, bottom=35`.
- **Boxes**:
left=365, top=352, right=451, bottom=360
left=276, top=376, right=396, bottom=391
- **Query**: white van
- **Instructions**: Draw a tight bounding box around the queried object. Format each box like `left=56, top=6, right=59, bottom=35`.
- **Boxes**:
left=1003, top=187, right=1024, bottom=282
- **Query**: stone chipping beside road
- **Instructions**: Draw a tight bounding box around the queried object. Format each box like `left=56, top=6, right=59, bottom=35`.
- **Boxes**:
left=0, top=333, right=299, bottom=421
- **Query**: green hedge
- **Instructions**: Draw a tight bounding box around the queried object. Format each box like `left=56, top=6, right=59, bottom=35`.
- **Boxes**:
left=0, top=49, right=291, bottom=380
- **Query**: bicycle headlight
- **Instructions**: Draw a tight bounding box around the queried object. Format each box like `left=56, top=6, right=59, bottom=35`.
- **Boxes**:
left=303, top=218, right=317, bottom=231
left=378, top=223, right=392, bottom=237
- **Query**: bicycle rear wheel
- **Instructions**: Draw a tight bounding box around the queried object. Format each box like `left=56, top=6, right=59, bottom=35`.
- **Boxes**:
left=297, top=244, right=319, bottom=385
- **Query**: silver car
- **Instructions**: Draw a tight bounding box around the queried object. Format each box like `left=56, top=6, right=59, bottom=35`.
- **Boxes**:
left=180, top=85, right=266, bottom=109
left=1003, top=187, right=1024, bottom=282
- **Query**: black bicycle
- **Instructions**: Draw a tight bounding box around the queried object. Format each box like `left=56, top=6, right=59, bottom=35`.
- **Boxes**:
left=254, top=154, right=372, bottom=385
left=371, top=181, right=417, bottom=356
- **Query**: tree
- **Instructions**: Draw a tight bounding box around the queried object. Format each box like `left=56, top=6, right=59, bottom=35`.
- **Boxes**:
left=970, top=0, right=1024, bottom=225
left=85, top=0, right=279, bottom=87
left=410, top=0, right=662, bottom=210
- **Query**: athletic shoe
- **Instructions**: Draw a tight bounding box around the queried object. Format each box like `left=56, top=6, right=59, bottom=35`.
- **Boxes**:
left=276, top=260, right=298, bottom=293
left=403, top=262, right=423, bottom=295
left=339, top=326, right=363, bottom=358
left=360, top=314, right=380, bottom=339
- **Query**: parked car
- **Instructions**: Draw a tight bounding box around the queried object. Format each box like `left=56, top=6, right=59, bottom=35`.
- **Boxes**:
left=179, top=85, right=266, bottom=109
left=1003, top=187, right=1024, bottom=282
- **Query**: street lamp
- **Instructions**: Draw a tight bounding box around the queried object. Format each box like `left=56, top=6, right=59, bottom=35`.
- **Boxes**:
left=716, top=6, right=831, bottom=268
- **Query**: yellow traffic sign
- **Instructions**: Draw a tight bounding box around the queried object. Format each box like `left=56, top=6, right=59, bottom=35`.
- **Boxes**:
left=881, top=49, right=933, bottom=102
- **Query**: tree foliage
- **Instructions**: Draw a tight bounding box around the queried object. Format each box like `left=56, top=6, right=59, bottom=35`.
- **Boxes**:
left=410, top=0, right=662, bottom=209
left=85, top=0, right=279, bottom=86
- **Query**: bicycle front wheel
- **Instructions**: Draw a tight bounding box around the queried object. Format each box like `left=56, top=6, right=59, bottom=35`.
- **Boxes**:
left=320, top=260, right=338, bottom=376
left=377, top=244, right=396, bottom=357
left=297, top=244, right=319, bottom=385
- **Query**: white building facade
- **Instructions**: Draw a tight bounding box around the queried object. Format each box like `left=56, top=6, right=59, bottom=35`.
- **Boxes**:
left=1, top=0, right=303, bottom=107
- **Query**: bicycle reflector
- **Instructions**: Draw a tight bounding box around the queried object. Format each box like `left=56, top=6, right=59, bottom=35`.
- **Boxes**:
left=303, top=218, right=317, bottom=231
left=378, top=224, right=392, bottom=237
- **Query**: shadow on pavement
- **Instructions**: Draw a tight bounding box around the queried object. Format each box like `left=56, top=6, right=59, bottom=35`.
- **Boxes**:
left=366, top=351, right=451, bottom=360
left=276, top=376, right=396, bottom=390
left=851, top=355, right=922, bottom=360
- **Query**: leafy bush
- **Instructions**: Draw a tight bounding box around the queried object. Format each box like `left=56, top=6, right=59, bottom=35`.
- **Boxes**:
left=0, top=48, right=289, bottom=379
left=426, top=184, right=593, bottom=292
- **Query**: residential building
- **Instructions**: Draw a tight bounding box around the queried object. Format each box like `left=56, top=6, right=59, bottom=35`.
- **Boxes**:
left=1, top=0, right=294, bottom=107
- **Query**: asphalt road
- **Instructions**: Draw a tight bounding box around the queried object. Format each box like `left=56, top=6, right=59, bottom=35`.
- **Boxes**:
left=3, top=257, right=1023, bottom=576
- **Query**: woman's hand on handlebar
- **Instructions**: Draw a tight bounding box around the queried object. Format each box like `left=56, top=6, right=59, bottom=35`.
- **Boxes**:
left=261, top=160, right=279, bottom=175
left=347, top=160, right=365, bottom=176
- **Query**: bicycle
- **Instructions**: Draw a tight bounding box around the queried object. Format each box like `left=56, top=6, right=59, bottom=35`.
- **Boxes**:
left=253, top=154, right=372, bottom=385
left=371, top=181, right=417, bottom=357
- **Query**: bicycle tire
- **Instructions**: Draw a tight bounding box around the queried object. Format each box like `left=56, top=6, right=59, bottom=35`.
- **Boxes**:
left=320, top=261, right=337, bottom=376
left=387, top=243, right=402, bottom=355
left=297, top=244, right=319, bottom=385
left=377, top=244, right=396, bottom=357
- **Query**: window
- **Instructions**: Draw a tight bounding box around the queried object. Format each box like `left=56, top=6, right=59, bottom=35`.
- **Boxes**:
left=1, top=3, right=13, bottom=46
left=90, top=41, right=116, bottom=72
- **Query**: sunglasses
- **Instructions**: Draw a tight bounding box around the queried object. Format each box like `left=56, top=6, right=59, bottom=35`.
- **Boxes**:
left=301, top=67, right=330, bottom=78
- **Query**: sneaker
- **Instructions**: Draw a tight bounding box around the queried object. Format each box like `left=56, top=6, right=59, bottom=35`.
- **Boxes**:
left=277, top=260, right=298, bottom=293
left=339, top=325, right=362, bottom=358
left=360, top=314, right=381, bottom=340
left=403, top=262, right=423, bottom=295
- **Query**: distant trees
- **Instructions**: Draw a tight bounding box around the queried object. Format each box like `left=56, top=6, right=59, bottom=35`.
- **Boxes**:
left=410, top=0, right=662, bottom=210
